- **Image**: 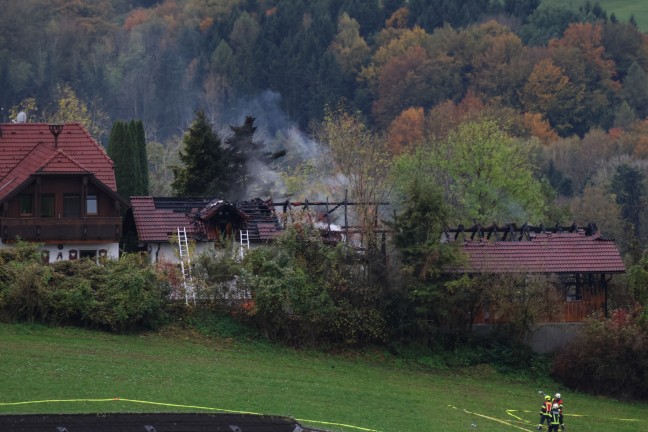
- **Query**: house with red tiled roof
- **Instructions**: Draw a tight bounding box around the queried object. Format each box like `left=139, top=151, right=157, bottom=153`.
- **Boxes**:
left=0, top=122, right=128, bottom=261
left=124, top=196, right=282, bottom=263
left=446, top=223, right=625, bottom=324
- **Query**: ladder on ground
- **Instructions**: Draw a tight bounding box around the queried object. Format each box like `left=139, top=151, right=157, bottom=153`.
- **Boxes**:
left=239, top=229, right=250, bottom=259
left=177, top=227, right=195, bottom=304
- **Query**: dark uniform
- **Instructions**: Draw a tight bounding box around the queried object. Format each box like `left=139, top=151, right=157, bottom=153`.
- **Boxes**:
left=537, top=395, right=553, bottom=431
left=552, top=393, right=564, bottom=430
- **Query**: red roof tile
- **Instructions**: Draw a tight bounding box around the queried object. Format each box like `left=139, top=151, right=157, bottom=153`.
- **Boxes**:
left=0, top=122, right=116, bottom=200
left=459, top=232, right=625, bottom=274
left=130, top=197, right=283, bottom=243
left=130, top=196, right=206, bottom=242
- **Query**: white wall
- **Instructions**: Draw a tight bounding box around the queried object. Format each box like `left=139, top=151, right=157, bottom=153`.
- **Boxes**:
left=0, top=240, right=119, bottom=262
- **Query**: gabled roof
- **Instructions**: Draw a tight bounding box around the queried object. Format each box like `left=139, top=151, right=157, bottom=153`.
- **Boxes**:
left=0, top=122, right=116, bottom=200
left=458, top=231, right=625, bottom=274
left=129, top=197, right=283, bottom=243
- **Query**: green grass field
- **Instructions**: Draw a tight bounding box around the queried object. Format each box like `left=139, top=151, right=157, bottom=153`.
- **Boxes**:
left=0, top=323, right=646, bottom=432
left=542, top=0, right=648, bottom=31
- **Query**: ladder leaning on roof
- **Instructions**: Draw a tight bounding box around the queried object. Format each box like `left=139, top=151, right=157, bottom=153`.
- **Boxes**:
left=239, top=229, right=250, bottom=259
left=177, top=227, right=195, bottom=304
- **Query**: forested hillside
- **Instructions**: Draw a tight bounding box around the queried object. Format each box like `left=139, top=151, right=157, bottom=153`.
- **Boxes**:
left=3, top=0, right=648, bottom=250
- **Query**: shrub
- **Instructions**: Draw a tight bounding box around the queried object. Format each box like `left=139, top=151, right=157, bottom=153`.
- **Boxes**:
left=551, top=306, right=648, bottom=399
left=0, top=246, right=170, bottom=332
left=238, top=224, right=386, bottom=346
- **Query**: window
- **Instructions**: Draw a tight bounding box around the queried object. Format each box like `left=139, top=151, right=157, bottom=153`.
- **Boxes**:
left=86, top=194, right=98, bottom=215
left=40, top=194, right=54, bottom=218
left=63, top=194, right=81, bottom=217
left=19, top=194, right=33, bottom=216
left=80, top=250, right=97, bottom=261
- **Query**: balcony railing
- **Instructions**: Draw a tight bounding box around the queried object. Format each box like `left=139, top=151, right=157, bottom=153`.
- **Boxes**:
left=1, top=217, right=122, bottom=243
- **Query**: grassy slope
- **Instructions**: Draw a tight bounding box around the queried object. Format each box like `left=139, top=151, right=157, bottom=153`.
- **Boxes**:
left=541, top=0, right=648, bottom=31
left=0, top=324, right=646, bottom=432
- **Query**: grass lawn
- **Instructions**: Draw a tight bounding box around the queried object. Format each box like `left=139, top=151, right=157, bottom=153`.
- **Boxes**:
left=0, top=323, right=647, bottom=432
left=541, top=0, right=648, bottom=31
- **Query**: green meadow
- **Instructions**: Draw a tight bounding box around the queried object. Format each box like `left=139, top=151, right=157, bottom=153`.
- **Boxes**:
left=0, top=324, right=646, bottom=431
left=542, top=0, right=648, bottom=31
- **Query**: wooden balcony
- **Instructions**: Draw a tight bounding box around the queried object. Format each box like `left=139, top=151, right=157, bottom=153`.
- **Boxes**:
left=1, top=217, right=122, bottom=243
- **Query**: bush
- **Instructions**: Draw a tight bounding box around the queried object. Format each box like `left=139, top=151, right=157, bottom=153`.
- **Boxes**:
left=551, top=306, right=648, bottom=399
left=0, top=246, right=170, bottom=332
left=238, top=224, right=386, bottom=346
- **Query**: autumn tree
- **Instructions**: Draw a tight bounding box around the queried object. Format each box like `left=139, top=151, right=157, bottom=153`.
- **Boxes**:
left=46, top=84, right=109, bottom=141
left=548, top=22, right=620, bottom=136
left=386, top=107, right=425, bottom=155
left=521, top=58, right=579, bottom=136
left=330, top=13, right=371, bottom=76
left=464, top=22, right=531, bottom=107
left=317, top=105, right=392, bottom=251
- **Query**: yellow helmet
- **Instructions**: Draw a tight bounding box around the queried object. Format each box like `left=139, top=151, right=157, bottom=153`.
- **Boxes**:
left=544, top=395, right=551, bottom=401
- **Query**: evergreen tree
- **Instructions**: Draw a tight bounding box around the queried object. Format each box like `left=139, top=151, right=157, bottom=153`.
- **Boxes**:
left=133, top=120, right=149, bottom=195
left=107, top=121, right=140, bottom=200
left=614, top=101, right=637, bottom=130
left=611, top=164, right=645, bottom=239
left=622, top=62, right=648, bottom=118
left=171, top=110, right=231, bottom=198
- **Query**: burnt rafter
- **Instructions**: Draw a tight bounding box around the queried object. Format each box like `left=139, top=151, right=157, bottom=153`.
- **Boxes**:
left=447, top=222, right=599, bottom=242
left=276, top=198, right=390, bottom=227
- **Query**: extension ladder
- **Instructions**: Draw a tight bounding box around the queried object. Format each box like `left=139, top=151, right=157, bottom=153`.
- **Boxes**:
left=177, top=227, right=195, bottom=304
left=239, top=229, right=250, bottom=259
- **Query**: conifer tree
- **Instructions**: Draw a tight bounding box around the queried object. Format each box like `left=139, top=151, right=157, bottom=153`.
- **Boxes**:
left=128, top=120, right=149, bottom=195
left=108, top=121, right=140, bottom=199
left=172, top=110, right=230, bottom=198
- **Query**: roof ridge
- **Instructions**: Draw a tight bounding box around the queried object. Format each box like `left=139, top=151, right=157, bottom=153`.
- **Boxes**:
left=39, top=148, right=90, bottom=173
left=0, top=141, right=44, bottom=185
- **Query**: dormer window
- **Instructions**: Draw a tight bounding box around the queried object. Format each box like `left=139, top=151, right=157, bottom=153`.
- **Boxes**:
left=19, top=194, right=33, bottom=216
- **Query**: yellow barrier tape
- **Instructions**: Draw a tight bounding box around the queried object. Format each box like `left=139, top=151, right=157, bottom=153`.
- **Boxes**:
left=449, top=405, right=534, bottom=431
left=0, top=397, right=381, bottom=432
left=505, top=409, right=644, bottom=423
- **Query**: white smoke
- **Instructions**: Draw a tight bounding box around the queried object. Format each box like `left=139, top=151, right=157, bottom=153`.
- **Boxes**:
left=218, top=90, right=331, bottom=201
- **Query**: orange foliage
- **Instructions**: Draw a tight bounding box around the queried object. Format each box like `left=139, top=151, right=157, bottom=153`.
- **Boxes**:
left=522, top=112, right=559, bottom=144
left=199, top=17, right=213, bottom=33
left=387, top=107, right=425, bottom=155
left=607, top=127, right=624, bottom=140
left=123, top=8, right=150, bottom=30
left=633, top=136, right=648, bottom=158
left=550, top=22, right=619, bottom=88
left=425, top=91, right=485, bottom=140
left=373, top=45, right=430, bottom=127
left=386, top=7, right=409, bottom=29
left=265, top=6, right=277, bottom=17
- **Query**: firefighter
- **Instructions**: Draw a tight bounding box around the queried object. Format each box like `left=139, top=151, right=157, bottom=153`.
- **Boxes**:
left=547, top=403, right=562, bottom=432
left=553, top=393, right=565, bottom=430
left=537, top=395, right=553, bottom=431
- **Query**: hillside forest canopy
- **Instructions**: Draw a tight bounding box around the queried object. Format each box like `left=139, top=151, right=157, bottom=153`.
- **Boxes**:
left=4, top=0, right=648, bottom=253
